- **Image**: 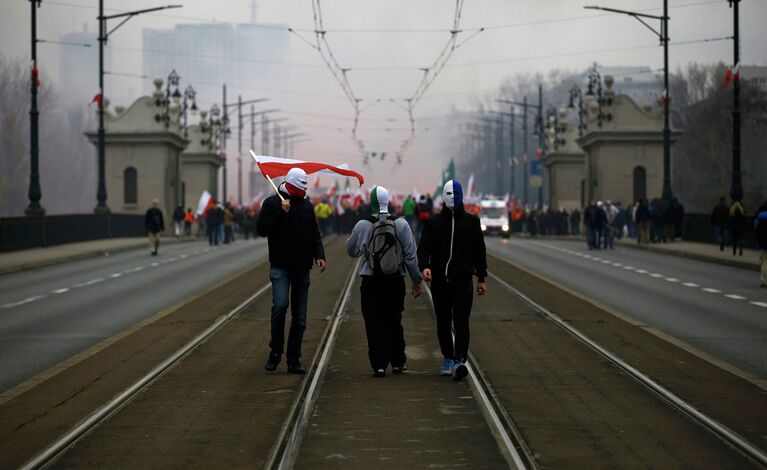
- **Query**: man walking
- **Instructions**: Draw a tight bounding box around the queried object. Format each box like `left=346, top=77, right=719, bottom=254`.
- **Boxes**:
left=710, top=197, right=730, bottom=251
left=418, top=180, right=487, bottom=381
left=144, top=199, right=165, bottom=256
left=754, top=202, right=767, bottom=288
left=346, top=186, right=422, bottom=377
left=257, top=168, right=326, bottom=374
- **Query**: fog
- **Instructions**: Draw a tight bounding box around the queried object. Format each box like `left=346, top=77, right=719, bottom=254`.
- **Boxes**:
left=1, top=0, right=765, bottom=208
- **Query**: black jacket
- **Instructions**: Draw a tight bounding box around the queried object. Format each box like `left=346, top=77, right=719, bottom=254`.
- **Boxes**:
left=418, top=207, right=487, bottom=282
left=145, top=207, right=165, bottom=233
left=256, top=190, right=325, bottom=271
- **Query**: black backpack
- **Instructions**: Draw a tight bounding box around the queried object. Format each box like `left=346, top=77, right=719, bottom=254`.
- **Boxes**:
left=366, top=216, right=403, bottom=276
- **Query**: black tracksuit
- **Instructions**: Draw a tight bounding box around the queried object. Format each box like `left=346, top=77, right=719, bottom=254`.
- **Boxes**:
left=418, top=206, right=487, bottom=362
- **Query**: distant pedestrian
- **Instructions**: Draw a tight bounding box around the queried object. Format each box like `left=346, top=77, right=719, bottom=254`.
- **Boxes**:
left=754, top=202, right=767, bottom=288
left=224, top=204, right=234, bottom=244
left=183, top=208, right=195, bottom=236
left=603, top=201, right=618, bottom=249
left=402, top=195, right=417, bottom=232
left=635, top=199, right=651, bottom=244
left=729, top=200, right=747, bottom=256
left=257, top=168, right=326, bottom=374
left=314, top=198, right=333, bottom=236
left=172, top=205, right=184, bottom=237
left=206, top=200, right=222, bottom=246
left=144, top=199, right=165, bottom=256
left=710, top=197, right=729, bottom=251
left=570, top=208, right=581, bottom=235
left=671, top=198, right=685, bottom=241
left=346, top=186, right=422, bottom=377
left=418, top=180, right=487, bottom=381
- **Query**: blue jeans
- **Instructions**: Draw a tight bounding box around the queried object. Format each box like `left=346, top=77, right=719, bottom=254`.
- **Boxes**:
left=269, top=267, right=311, bottom=362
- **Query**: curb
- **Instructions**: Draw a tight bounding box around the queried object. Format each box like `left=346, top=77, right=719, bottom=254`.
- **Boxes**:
left=0, top=237, right=197, bottom=276
left=509, top=233, right=759, bottom=272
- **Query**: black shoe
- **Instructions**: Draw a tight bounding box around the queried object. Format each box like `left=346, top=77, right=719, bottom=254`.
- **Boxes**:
left=287, top=362, right=306, bottom=374
left=373, top=368, right=386, bottom=378
left=391, top=364, right=407, bottom=375
left=265, top=352, right=281, bottom=372
left=452, top=361, right=469, bottom=382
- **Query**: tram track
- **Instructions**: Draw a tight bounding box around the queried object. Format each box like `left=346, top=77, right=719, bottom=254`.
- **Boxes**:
left=486, top=252, right=767, bottom=467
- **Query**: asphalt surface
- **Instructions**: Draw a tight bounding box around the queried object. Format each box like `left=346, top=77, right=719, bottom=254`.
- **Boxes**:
left=0, top=238, right=269, bottom=393
left=487, top=237, right=767, bottom=379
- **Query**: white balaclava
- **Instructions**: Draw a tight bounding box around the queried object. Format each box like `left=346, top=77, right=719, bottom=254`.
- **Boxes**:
left=371, top=186, right=390, bottom=214
left=286, top=167, right=308, bottom=191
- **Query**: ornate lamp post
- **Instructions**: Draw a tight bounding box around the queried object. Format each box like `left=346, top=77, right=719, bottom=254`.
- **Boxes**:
left=180, top=84, right=197, bottom=137
left=568, top=85, right=587, bottom=137
left=585, top=66, right=613, bottom=128
left=26, top=0, right=44, bottom=216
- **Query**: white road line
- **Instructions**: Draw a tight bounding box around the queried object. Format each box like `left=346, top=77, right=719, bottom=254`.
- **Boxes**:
left=2, top=295, right=45, bottom=309
left=623, top=266, right=635, bottom=270
left=636, top=269, right=648, bottom=274
left=109, top=273, right=122, bottom=278
left=150, top=262, right=159, bottom=267
left=649, top=273, right=664, bottom=278
left=724, top=294, right=747, bottom=300
left=167, top=258, right=177, bottom=262
left=75, top=278, right=104, bottom=287
left=702, top=288, right=722, bottom=293
left=665, top=278, right=680, bottom=282
left=682, top=282, right=700, bottom=288
left=180, top=254, right=188, bottom=259
left=751, top=301, right=767, bottom=308
left=52, top=288, right=69, bottom=294
left=612, top=263, right=623, bottom=267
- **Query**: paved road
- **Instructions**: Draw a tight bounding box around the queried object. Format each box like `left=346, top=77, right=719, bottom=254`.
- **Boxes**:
left=487, top=237, right=767, bottom=379
left=0, top=238, right=268, bottom=393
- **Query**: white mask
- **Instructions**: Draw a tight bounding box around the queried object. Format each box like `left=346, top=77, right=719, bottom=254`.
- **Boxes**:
left=443, top=180, right=455, bottom=209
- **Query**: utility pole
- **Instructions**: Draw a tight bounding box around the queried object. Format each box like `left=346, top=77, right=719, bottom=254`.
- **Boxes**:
left=95, top=2, right=181, bottom=213
left=585, top=3, right=672, bottom=203
left=729, top=0, right=742, bottom=202
left=537, top=83, right=545, bottom=209
left=510, top=110, right=515, bottom=197
left=26, top=0, right=44, bottom=216
left=237, top=94, right=243, bottom=206
left=222, top=84, right=228, bottom=204
left=523, top=97, right=528, bottom=205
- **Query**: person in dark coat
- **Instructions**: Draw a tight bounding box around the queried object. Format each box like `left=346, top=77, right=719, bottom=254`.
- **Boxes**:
left=144, top=199, right=165, bottom=256
left=753, top=202, right=767, bottom=288
left=710, top=197, right=730, bottom=251
left=570, top=208, right=581, bottom=235
left=729, top=200, right=747, bottom=256
left=257, top=168, right=326, bottom=374
left=206, top=200, right=222, bottom=246
left=418, top=180, right=487, bottom=382
left=172, top=205, right=185, bottom=237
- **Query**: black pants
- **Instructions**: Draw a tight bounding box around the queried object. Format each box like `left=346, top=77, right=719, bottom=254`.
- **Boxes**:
left=360, top=275, right=406, bottom=370
left=431, top=277, right=473, bottom=362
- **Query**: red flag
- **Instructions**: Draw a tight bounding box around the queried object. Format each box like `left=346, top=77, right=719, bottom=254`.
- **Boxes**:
left=90, top=93, right=103, bottom=105
left=31, top=61, right=40, bottom=88
left=535, top=149, right=543, bottom=159
left=251, top=152, right=365, bottom=186
left=723, top=62, right=740, bottom=88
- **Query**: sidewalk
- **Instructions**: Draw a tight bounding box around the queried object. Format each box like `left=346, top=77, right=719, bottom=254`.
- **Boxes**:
left=616, top=238, right=760, bottom=271
left=0, top=237, right=193, bottom=276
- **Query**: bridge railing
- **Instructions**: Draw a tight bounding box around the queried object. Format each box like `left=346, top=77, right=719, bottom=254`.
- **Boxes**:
left=0, top=214, right=145, bottom=252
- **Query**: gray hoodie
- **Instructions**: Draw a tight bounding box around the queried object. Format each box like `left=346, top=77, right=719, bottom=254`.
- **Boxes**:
left=346, top=214, right=422, bottom=284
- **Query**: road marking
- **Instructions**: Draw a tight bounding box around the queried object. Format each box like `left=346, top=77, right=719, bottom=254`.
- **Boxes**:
left=109, top=273, right=122, bottom=278
left=752, top=302, right=767, bottom=308
left=75, top=278, right=104, bottom=287
left=180, top=254, right=188, bottom=259
left=649, top=273, right=664, bottom=278
left=724, top=294, right=747, bottom=300
left=623, top=266, right=635, bottom=270
left=2, top=295, right=45, bottom=308
left=682, top=282, right=699, bottom=287
left=125, top=266, right=144, bottom=273
left=636, top=269, right=648, bottom=274
left=665, top=277, right=680, bottom=282
left=52, top=288, right=69, bottom=294
left=702, top=288, right=722, bottom=293
left=612, top=263, right=623, bottom=267
left=150, top=262, right=159, bottom=267
left=167, top=258, right=177, bottom=262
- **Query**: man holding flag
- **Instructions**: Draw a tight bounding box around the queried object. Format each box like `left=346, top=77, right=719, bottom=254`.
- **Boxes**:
left=252, top=150, right=364, bottom=374
left=257, top=168, right=326, bottom=374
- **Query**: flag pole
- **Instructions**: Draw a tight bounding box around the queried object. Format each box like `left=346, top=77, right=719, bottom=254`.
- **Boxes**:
left=249, top=150, right=284, bottom=201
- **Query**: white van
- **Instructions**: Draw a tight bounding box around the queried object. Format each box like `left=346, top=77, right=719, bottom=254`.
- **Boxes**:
left=479, top=199, right=510, bottom=238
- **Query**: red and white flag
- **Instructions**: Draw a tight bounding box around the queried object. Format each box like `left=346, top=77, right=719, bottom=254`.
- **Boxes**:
left=250, top=150, right=364, bottom=186
left=723, top=62, right=740, bottom=88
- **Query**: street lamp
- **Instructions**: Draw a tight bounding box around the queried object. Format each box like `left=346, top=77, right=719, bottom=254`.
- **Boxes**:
left=154, top=69, right=181, bottom=128
left=584, top=2, right=672, bottom=202
left=584, top=66, right=613, bottom=128
left=95, top=2, right=183, bottom=213
left=181, top=84, right=197, bottom=137
left=728, top=0, right=742, bottom=202
left=26, top=0, right=44, bottom=216
left=568, top=85, right=587, bottom=137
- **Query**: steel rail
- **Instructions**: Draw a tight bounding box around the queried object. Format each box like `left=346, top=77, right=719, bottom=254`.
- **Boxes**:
left=423, top=285, right=535, bottom=470
left=487, top=266, right=767, bottom=467
left=267, top=259, right=360, bottom=470
left=20, top=282, right=273, bottom=470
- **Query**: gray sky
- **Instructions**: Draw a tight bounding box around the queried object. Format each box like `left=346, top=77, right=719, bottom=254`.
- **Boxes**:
left=1, top=0, right=765, bottom=193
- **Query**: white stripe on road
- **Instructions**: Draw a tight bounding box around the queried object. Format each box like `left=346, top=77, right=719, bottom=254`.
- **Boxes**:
left=665, top=278, right=680, bottom=282
left=636, top=269, right=648, bottom=274
left=150, top=262, right=159, bottom=267
left=74, top=278, right=104, bottom=287
left=52, top=288, right=69, bottom=294
left=649, top=273, right=664, bottom=278
left=724, top=294, right=747, bottom=300
left=752, top=301, right=767, bottom=308
left=1, top=295, right=45, bottom=309
left=682, top=282, right=699, bottom=287
left=109, top=273, right=122, bottom=278
left=702, top=288, right=722, bottom=293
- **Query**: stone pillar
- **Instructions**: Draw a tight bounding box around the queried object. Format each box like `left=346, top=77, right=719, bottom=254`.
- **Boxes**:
left=182, top=109, right=224, bottom=211
left=85, top=78, right=188, bottom=230
left=542, top=107, right=585, bottom=210
left=576, top=76, right=682, bottom=206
